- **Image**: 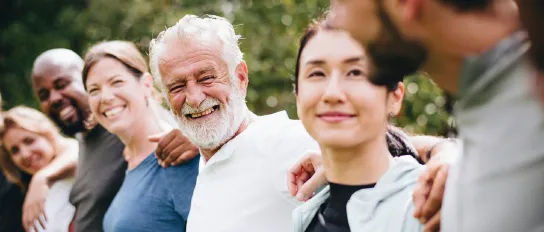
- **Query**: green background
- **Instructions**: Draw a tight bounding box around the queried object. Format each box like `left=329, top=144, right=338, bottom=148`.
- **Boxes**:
left=0, top=0, right=454, bottom=136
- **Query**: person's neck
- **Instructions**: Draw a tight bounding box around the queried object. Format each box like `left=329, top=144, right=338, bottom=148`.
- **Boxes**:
left=200, top=111, right=256, bottom=161
left=321, top=136, right=393, bottom=186
left=118, top=117, right=164, bottom=170
left=424, top=2, right=520, bottom=95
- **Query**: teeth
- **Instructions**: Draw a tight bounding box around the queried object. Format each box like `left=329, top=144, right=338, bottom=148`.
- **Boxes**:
left=104, top=106, right=124, bottom=118
left=190, top=107, right=215, bottom=118
left=59, top=106, right=74, bottom=118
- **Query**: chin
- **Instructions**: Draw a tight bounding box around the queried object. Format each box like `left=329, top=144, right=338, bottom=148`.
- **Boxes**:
left=179, top=121, right=234, bottom=150
left=315, top=131, right=359, bottom=149
left=22, top=166, right=40, bottom=175
left=104, top=122, right=130, bottom=136
left=319, top=139, right=358, bottom=149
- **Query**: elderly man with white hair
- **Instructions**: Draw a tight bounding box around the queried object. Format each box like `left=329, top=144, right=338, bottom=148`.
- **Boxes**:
left=149, top=15, right=318, bottom=232
left=149, top=14, right=455, bottom=232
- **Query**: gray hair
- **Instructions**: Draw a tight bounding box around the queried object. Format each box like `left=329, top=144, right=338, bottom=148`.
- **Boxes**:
left=149, top=14, right=244, bottom=90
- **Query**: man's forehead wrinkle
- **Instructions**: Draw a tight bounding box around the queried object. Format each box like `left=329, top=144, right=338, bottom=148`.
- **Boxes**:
left=159, top=45, right=220, bottom=69
left=161, top=55, right=220, bottom=81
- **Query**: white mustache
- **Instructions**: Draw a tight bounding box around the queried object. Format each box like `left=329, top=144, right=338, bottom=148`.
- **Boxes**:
left=180, top=97, right=221, bottom=115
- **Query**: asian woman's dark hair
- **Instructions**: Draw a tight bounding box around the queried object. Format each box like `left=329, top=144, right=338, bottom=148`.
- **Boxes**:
left=294, top=19, right=421, bottom=163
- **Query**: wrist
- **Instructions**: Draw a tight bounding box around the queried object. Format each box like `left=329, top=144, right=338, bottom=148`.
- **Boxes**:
left=34, top=170, right=53, bottom=186
left=426, top=138, right=458, bottom=162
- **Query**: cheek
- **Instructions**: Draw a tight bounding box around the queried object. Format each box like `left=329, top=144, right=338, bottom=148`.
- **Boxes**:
left=296, top=86, right=322, bottom=123
left=33, top=139, right=55, bottom=159
left=11, top=157, right=25, bottom=169
left=212, top=84, right=232, bottom=103
left=88, top=96, right=102, bottom=118
left=169, top=93, right=185, bottom=115
left=124, top=89, right=145, bottom=106
left=62, top=85, right=83, bottom=104
left=348, top=85, right=388, bottom=121
left=40, top=101, right=51, bottom=114
left=296, top=91, right=318, bottom=115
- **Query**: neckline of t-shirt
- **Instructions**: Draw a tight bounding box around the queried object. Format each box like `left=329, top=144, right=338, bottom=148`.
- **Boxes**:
left=126, top=152, right=156, bottom=173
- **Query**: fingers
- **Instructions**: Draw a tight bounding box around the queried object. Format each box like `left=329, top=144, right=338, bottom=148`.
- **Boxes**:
left=37, top=213, right=47, bottom=230
left=296, top=168, right=326, bottom=201
left=22, top=206, right=33, bottom=231
left=170, top=151, right=188, bottom=166
left=32, top=224, right=39, bottom=232
left=297, top=171, right=311, bottom=191
left=160, top=145, right=179, bottom=168
left=301, top=158, right=316, bottom=174
left=160, top=143, right=188, bottom=167
left=288, top=162, right=312, bottom=196
left=38, top=201, right=46, bottom=228
left=157, top=130, right=198, bottom=168
left=288, top=150, right=323, bottom=200
left=154, top=130, right=177, bottom=160
left=413, top=168, right=432, bottom=219
left=148, top=131, right=168, bottom=143
left=423, top=210, right=441, bottom=232
left=23, top=203, right=44, bottom=232
left=421, top=166, right=448, bottom=222
left=288, top=152, right=316, bottom=196
left=23, top=221, right=31, bottom=232
left=288, top=164, right=302, bottom=196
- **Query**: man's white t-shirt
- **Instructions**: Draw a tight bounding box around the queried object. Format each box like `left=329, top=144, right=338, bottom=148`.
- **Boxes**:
left=187, top=111, right=319, bottom=232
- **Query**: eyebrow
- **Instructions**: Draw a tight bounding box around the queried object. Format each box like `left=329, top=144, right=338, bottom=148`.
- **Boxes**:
left=198, top=66, right=215, bottom=76
left=52, top=76, right=70, bottom=83
left=305, top=56, right=365, bottom=65
left=87, top=75, right=120, bottom=88
left=343, top=56, right=364, bottom=64
left=165, top=78, right=185, bottom=89
left=107, top=75, right=121, bottom=82
left=305, top=60, right=325, bottom=65
left=163, top=65, right=217, bottom=87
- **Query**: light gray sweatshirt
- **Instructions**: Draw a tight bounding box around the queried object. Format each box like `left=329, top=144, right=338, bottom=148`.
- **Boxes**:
left=292, top=156, right=424, bottom=232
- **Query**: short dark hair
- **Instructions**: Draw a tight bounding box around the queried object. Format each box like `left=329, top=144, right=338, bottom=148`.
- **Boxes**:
left=438, top=0, right=493, bottom=11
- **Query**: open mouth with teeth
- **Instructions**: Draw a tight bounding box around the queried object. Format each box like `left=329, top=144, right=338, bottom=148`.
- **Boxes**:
left=185, top=105, right=220, bottom=119
left=102, top=105, right=127, bottom=119
left=58, top=105, right=77, bottom=122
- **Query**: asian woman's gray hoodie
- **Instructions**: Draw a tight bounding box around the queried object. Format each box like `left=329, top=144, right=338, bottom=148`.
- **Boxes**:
left=292, top=156, right=425, bottom=232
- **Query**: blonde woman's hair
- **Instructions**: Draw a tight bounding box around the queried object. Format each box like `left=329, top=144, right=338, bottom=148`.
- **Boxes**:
left=0, top=106, right=62, bottom=190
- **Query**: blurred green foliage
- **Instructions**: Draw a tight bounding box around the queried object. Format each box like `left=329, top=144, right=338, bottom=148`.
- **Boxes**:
left=0, top=0, right=453, bottom=136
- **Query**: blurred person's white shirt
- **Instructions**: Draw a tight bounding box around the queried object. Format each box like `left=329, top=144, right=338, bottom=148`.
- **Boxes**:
left=187, top=111, right=319, bottom=232
left=31, top=146, right=78, bottom=232
left=31, top=178, right=75, bottom=232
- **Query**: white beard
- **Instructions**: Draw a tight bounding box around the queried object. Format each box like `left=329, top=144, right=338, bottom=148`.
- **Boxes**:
left=174, top=83, right=247, bottom=150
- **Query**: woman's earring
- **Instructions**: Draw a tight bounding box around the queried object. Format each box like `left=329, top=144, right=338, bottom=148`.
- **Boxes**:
left=388, top=112, right=394, bottom=121
left=145, top=96, right=149, bottom=107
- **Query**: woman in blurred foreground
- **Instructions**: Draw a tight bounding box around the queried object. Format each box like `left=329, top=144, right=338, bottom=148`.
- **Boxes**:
left=292, top=22, right=424, bottom=232
left=82, top=40, right=198, bottom=232
left=0, top=106, right=77, bottom=232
